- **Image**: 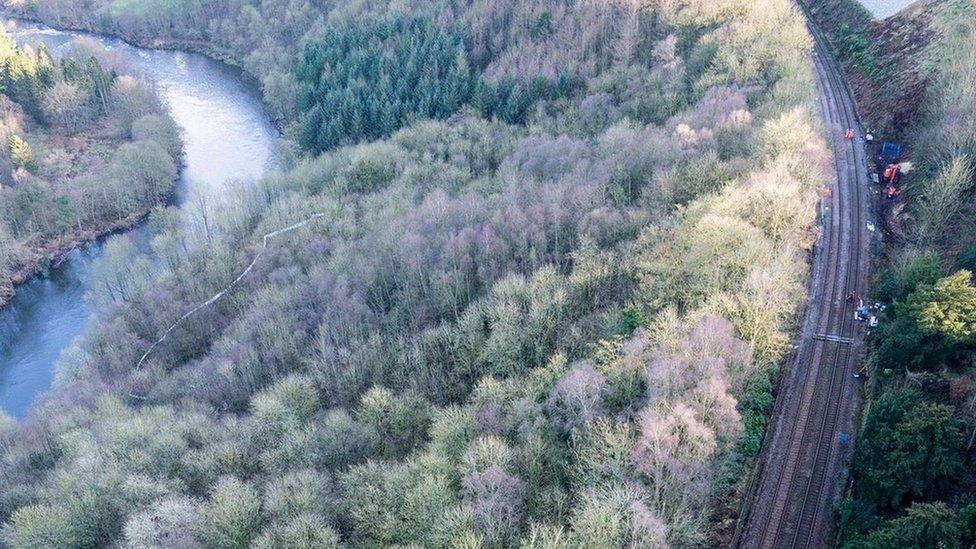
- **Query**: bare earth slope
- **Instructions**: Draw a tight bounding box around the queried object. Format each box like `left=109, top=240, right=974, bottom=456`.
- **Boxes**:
left=800, top=0, right=944, bottom=139
left=734, top=19, right=872, bottom=549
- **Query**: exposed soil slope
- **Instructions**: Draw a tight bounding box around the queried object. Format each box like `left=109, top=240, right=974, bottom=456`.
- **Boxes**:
left=800, top=0, right=945, bottom=140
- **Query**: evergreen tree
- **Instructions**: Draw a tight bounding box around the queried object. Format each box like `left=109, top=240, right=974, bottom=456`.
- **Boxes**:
left=8, top=134, right=36, bottom=173
left=853, top=390, right=963, bottom=510
left=911, top=270, right=976, bottom=343
left=865, top=503, right=961, bottom=549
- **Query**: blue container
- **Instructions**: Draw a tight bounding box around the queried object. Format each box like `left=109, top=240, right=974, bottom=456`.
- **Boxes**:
left=882, top=142, right=902, bottom=158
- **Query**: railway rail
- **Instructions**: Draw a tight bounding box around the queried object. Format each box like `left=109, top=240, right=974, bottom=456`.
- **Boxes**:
left=734, top=17, right=871, bottom=549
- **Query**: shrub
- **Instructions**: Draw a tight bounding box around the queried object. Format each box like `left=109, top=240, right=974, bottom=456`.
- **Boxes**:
left=461, top=466, right=526, bottom=544
left=197, top=476, right=262, bottom=549
left=545, top=362, right=607, bottom=434
left=252, top=515, right=340, bottom=549
left=132, top=113, right=182, bottom=158
left=2, top=504, right=81, bottom=548
left=357, top=387, right=433, bottom=459
left=123, top=496, right=200, bottom=548
left=263, top=470, right=334, bottom=524
left=42, top=81, right=93, bottom=130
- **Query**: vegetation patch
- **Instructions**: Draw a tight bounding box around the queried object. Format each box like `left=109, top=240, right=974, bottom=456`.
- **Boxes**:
left=295, top=17, right=577, bottom=153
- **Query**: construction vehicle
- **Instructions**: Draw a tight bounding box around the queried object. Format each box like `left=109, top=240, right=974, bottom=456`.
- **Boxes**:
left=883, top=163, right=902, bottom=199
left=883, top=164, right=899, bottom=183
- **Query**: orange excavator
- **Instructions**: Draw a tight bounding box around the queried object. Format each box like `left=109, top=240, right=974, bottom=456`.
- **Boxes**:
left=884, top=163, right=899, bottom=199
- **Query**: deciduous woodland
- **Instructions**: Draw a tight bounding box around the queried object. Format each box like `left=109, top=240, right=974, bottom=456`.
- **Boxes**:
left=804, top=0, right=976, bottom=546
left=0, top=27, right=180, bottom=305
left=0, top=0, right=830, bottom=547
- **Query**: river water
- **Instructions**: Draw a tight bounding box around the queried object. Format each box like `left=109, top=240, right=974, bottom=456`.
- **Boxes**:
left=0, top=22, right=278, bottom=417
left=858, top=0, right=918, bottom=19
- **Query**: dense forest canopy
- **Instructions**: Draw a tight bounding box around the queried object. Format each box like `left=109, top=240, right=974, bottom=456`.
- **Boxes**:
left=295, top=17, right=478, bottom=152
left=0, top=0, right=832, bottom=547
left=2, top=0, right=648, bottom=125
left=294, top=16, right=579, bottom=153
left=0, top=25, right=180, bottom=303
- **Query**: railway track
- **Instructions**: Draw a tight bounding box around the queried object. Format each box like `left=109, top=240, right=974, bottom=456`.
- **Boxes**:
left=734, top=17, right=871, bottom=549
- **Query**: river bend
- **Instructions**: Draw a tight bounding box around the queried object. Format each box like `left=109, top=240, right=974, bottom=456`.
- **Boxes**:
left=0, top=22, right=278, bottom=417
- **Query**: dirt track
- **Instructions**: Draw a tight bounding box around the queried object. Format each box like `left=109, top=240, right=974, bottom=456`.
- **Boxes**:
left=733, top=18, right=872, bottom=549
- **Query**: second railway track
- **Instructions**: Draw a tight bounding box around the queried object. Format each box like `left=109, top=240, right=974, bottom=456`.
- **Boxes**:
left=734, top=16, right=871, bottom=549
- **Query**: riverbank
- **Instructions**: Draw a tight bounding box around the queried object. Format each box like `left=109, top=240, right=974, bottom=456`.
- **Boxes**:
left=0, top=13, right=284, bottom=129
left=2, top=12, right=240, bottom=67
left=0, top=30, right=183, bottom=312
left=0, top=198, right=171, bottom=309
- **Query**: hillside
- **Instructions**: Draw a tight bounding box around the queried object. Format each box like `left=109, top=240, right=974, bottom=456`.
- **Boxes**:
left=0, top=1, right=834, bottom=547
left=801, top=0, right=952, bottom=139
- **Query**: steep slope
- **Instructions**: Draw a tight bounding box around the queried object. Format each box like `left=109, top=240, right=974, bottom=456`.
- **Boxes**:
left=800, top=0, right=950, bottom=139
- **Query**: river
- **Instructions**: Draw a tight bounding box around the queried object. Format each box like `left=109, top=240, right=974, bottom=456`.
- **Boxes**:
left=858, top=0, right=918, bottom=19
left=0, top=22, right=279, bottom=418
